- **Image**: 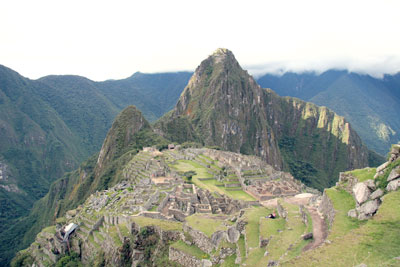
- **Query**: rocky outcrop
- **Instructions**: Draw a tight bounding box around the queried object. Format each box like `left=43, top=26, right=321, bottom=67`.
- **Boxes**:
left=168, top=247, right=202, bottom=267
left=156, top=48, right=373, bottom=190
left=348, top=144, right=400, bottom=220
left=318, top=190, right=335, bottom=228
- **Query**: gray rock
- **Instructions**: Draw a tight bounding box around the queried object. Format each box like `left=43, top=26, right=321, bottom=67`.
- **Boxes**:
left=227, top=226, right=240, bottom=243
left=359, top=199, right=380, bottom=215
left=264, top=250, right=269, bottom=257
left=370, top=188, right=384, bottom=200
left=268, top=260, right=279, bottom=266
left=260, top=238, right=269, bottom=247
left=347, top=209, right=358, bottom=218
left=353, top=182, right=371, bottom=204
left=364, top=179, right=376, bottom=190
left=387, top=166, right=400, bottom=182
left=302, top=232, right=313, bottom=240
left=211, top=231, right=227, bottom=246
left=376, top=161, right=389, bottom=173
left=358, top=213, right=371, bottom=220
left=202, top=259, right=212, bottom=267
left=386, top=179, right=400, bottom=191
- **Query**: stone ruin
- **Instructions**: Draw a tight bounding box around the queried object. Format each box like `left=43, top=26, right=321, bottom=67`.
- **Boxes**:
left=158, top=183, right=249, bottom=222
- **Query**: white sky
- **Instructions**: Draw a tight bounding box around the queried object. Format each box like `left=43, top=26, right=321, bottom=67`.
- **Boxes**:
left=1, top=0, right=400, bottom=81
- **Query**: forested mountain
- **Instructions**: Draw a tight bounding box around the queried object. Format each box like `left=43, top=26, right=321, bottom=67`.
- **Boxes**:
left=257, top=70, right=400, bottom=155
left=156, top=49, right=381, bottom=190
left=0, top=66, right=189, bottom=265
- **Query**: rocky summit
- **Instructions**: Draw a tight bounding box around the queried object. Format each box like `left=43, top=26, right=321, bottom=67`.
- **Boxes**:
left=10, top=49, right=396, bottom=267
left=156, top=48, right=379, bottom=190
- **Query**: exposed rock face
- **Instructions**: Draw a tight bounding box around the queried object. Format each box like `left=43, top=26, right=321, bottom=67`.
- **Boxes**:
left=227, top=226, right=240, bottom=243
left=387, top=166, right=400, bottom=182
left=370, top=189, right=384, bottom=200
left=156, top=48, right=372, bottom=190
left=157, top=48, right=282, bottom=170
left=353, top=183, right=371, bottom=204
left=387, top=179, right=400, bottom=192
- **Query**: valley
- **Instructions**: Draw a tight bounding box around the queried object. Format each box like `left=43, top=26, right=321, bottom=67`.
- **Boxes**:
left=2, top=48, right=398, bottom=266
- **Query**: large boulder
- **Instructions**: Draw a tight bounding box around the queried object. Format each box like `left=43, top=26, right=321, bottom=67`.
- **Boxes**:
left=386, top=179, right=400, bottom=192
left=387, top=166, right=400, bottom=182
left=358, top=199, right=380, bottom=217
left=347, top=209, right=358, bottom=218
left=370, top=188, right=384, bottom=200
left=353, top=182, right=371, bottom=204
left=202, top=259, right=212, bottom=267
left=364, top=179, right=376, bottom=190
left=227, top=226, right=240, bottom=243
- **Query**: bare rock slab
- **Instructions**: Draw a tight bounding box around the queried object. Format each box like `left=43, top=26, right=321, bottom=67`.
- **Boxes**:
left=353, top=182, right=371, bottom=204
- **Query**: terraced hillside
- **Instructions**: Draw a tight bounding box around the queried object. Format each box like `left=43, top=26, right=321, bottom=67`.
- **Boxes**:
left=13, top=144, right=400, bottom=266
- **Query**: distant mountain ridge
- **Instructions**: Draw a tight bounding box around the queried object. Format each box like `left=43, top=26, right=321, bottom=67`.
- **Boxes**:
left=257, top=70, right=400, bottom=155
left=0, top=65, right=189, bottom=265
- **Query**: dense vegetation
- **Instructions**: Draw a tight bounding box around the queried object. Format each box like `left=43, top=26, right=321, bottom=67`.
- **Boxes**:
left=257, top=70, right=400, bottom=155
left=2, top=106, right=170, bottom=266
left=0, top=65, right=189, bottom=266
left=157, top=49, right=382, bottom=191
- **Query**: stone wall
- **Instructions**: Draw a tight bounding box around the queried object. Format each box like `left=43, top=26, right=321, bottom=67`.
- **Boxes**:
left=183, top=224, right=215, bottom=254
left=318, top=190, right=335, bottom=228
left=169, top=246, right=202, bottom=267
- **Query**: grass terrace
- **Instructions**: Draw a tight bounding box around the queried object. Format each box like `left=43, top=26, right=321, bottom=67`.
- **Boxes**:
left=345, top=167, right=376, bottom=182
left=170, top=159, right=255, bottom=201
left=284, top=189, right=400, bottom=266
left=131, top=216, right=183, bottom=231
left=170, top=240, right=209, bottom=259
left=185, top=214, right=233, bottom=237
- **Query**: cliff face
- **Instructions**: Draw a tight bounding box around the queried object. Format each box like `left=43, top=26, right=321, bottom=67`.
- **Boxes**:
left=262, top=89, right=370, bottom=189
left=157, top=48, right=376, bottom=190
left=157, top=48, right=283, bottom=170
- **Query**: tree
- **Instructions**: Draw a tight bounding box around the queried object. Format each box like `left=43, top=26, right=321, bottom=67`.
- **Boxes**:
left=183, top=171, right=196, bottom=183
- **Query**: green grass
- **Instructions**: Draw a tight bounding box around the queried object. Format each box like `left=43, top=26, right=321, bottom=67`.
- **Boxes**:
left=345, top=167, right=376, bottom=182
left=170, top=240, right=209, bottom=259
left=259, top=217, right=285, bottom=239
left=244, top=207, right=270, bottom=248
left=131, top=216, right=182, bottom=231
left=117, top=223, right=130, bottom=237
left=171, top=160, right=255, bottom=201
left=325, top=188, right=363, bottom=239
left=237, top=235, right=246, bottom=261
left=283, top=190, right=400, bottom=266
left=88, top=234, right=100, bottom=249
left=185, top=214, right=230, bottom=237
left=108, top=226, right=123, bottom=247
left=262, top=201, right=309, bottom=264
left=219, top=254, right=238, bottom=267
left=41, top=226, right=56, bottom=234
left=243, top=248, right=266, bottom=267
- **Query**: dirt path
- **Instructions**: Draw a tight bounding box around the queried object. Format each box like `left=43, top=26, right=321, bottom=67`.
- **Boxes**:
left=303, top=206, right=327, bottom=251
left=261, top=193, right=328, bottom=251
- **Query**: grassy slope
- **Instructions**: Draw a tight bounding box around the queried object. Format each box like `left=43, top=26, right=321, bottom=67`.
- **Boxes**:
left=170, top=159, right=255, bottom=201
left=285, top=189, right=400, bottom=266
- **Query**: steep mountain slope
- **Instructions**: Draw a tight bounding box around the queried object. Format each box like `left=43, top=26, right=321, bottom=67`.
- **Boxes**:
left=14, top=143, right=400, bottom=266
left=0, top=66, right=188, bottom=265
left=257, top=70, right=400, bottom=155
left=2, top=106, right=168, bottom=266
left=156, top=49, right=378, bottom=190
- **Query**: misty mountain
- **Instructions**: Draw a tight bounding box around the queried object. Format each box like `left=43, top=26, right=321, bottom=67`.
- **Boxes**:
left=257, top=70, right=400, bottom=155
